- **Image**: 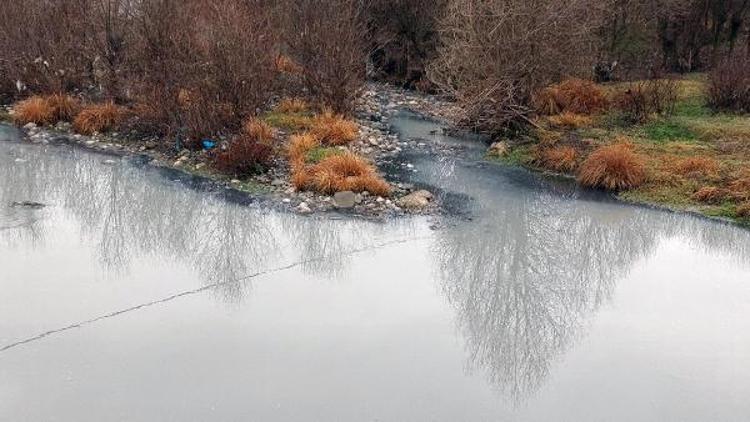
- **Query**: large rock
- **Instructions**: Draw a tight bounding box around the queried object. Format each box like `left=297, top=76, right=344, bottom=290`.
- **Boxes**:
left=333, top=191, right=357, bottom=209
left=487, top=141, right=509, bottom=158
left=397, top=190, right=434, bottom=210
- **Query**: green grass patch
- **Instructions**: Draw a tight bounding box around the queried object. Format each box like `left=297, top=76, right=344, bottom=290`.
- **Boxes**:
left=306, top=146, right=343, bottom=164
left=673, top=100, right=711, bottom=118
left=643, top=120, right=696, bottom=143
left=702, top=202, right=739, bottom=219
left=262, top=111, right=313, bottom=131
left=488, top=145, right=533, bottom=166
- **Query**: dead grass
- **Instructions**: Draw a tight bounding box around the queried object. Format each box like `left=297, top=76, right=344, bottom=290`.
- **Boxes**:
left=548, top=112, right=593, bottom=129
left=303, top=154, right=391, bottom=197
left=287, top=131, right=390, bottom=197
left=309, top=110, right=359, bottom=145
left=73, top=102, right=125, bottom=135
left=13, top=94, right=80, bottom=125
left=728, top=177, right=750, bottom=201
left=243, top=118, right=276, bottom=143
left=692, top=186, right=727, bottom=204
left=578, top=141, right=646, bottom=190
left=534, top=145, right=578, bottom=173
left=288, top=133, right=321, bottom=168
left=671, top=156, right=719, bottom=178
left=47, top=94, right=81, bottom=121
left=530, top=75, right=750, bottom=222
left=533, top=79, right=609, bottom=115
left=275, top=98, right=309, bottom=114
left=13, top=96, right=55, bottom=125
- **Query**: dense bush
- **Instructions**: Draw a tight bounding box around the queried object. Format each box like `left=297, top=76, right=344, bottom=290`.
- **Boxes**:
left=368, top=0, right=446, bottom=89
left=708, top=55, right=750, bottom=113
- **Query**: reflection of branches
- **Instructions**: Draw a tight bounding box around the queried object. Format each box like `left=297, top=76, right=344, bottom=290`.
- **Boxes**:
left=435, top=189, right=750, bottom=403
left=0, top=141, right=418, bottom=303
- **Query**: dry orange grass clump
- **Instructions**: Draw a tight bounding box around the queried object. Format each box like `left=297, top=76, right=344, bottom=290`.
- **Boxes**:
left=535, top=145, right=578, bottom=173
left=73, top=102, right=125, bottom=135
left=301, top=154, right=391, bottom=197
left=577, top=142, right=646, bottom=190
left=13, top=94, right=80, bottom=125
left=547, top=112, right=593, bottom=129
left=275, top=98, right=309, bottom=114
left=288, top=133, right=321, bottom=168
left=287, top=132, right=390, bottom=197
left=309, top=110, right=359, bottom=146
left=671, top=156, right=719, bottom=178
left=534, top=78, right=609, bottom=115
left=243, top=118, right=276, bottom=143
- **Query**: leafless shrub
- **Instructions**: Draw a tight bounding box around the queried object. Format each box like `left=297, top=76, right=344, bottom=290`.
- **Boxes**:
left=708, top=54, right=750, bottom=113
left=127, top=0, right=278, bottom=143
left=614, top=77, right=678, bottom=122
left=368, top=0, right=447, bottom=88
left=280, top=0, right=368, bottom=115
left=428, top=0, right=609, bottom=133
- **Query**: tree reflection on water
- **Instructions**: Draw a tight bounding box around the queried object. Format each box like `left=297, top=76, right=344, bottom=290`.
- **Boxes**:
left=2, top=139, right=750, bottom=402
left=434, top=188, right=750, bottom=402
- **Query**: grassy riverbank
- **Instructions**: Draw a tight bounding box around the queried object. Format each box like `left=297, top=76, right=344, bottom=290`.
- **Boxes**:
left=496, top=75, right=750, bottom=225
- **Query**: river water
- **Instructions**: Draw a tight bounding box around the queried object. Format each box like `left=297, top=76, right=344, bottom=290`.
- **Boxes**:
left=1, top=117, right=750, bottom=421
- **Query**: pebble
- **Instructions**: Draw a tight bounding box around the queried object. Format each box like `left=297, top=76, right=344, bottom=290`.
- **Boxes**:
left=296, top=202, right=312, bottom=214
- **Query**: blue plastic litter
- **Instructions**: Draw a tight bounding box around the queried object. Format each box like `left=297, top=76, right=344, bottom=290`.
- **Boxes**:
left=202, top=139, right=217, bottom=150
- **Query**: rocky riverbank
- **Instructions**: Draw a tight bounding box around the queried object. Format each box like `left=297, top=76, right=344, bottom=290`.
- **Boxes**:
left=3, top=83, right=459, bottom=219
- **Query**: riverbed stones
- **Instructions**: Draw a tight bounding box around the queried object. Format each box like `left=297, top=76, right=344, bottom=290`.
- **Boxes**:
left=333, top=191, right=357, bottom=209
left=296, top=202, right=312, bottom=214
left=397, top=190, right=434, bottom=210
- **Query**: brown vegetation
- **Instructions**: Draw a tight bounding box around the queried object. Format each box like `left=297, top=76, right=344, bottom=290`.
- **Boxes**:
left=534, top=146, right=578, bottom=173
left=298, top=154, right=392, bottom=197
left=275, top=98, right=309, bottom=114
left=73, top=102, right=125, bottom=135
left=13, top=96, right=56, bottom=125
left=428, top=0, right=609, bottom=132
left=548, top=113, right=593, bottom=129
left=533, top=79, right=608, bottom=115
left=692, top=186, right=727, bottom=204
left=309, top=111, right=359, bottom=146
left=243, top=119, right=276, bottom=144
left=671, top=157, right=719, bottom=178
left=287, top=126, right=390, bottom=197
left=213, top=135, right=274, bottom=176
left=613, top=78, right=679, bottom=123
left=280, top=0, right=368, bottom=114
left=578, top=142, right=646, bottom=190
left=288, top=133, right=321, bottom=168
left=708, top=55, right=750, bottom=113
left=13, top=94, right=80, bottom=125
